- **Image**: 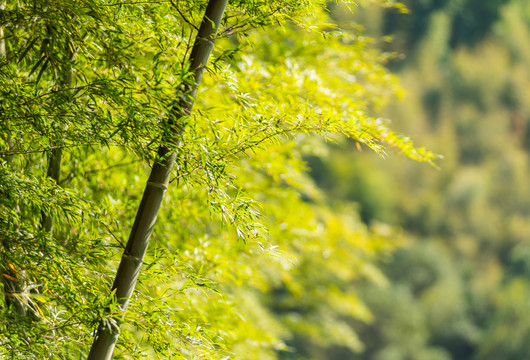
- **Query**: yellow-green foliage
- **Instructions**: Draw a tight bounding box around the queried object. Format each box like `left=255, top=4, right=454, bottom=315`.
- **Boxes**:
left=0, top=1, right=429, bottom=359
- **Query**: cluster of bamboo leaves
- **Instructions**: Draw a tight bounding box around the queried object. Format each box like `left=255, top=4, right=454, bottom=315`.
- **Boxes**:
left=0, top=0, right=434, bottom=358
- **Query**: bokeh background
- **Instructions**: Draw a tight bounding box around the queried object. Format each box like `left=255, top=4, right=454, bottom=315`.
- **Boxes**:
left=301, top=0, right=530, bottom=359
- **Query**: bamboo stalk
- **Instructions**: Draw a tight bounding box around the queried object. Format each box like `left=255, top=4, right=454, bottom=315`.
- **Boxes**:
left=86, top=1, right=229, bottom=358
left=42, top=43, right=72, bottom=233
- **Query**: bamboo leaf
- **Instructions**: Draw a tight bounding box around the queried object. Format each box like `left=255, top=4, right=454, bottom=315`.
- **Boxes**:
left=35, top=58, right=50, bottom=84
left=17, top=37, right=39, bottom=63
left=28, top=55, right=47, bottom=78
left=1, top=273, right=18, bottom=282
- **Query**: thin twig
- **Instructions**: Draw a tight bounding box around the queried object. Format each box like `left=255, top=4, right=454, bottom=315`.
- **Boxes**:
left=169, top=0, right=199, bottom=32
left=59, top=159, right=141, bottom=185
left=0, top=142, right=126, bottom=157
left=217, top=8, right=283, bottom=38
left=181, top=28, right=195, bottom=70
left=99, top=0, right=173, bottom=6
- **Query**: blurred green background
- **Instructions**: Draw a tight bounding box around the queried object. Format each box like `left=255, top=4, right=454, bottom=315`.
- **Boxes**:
left=302, top=0, right=530, bottom=359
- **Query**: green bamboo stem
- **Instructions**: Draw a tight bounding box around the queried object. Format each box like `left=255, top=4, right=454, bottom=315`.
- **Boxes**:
left=42, top=149, right=62, bottom=233
left=42, top=41, right=72, bottom=234
left=86, top=1, right=228, bottom=359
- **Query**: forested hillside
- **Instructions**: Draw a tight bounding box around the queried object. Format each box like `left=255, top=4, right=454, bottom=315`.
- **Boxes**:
left=0, top=1, right=433, bottom=359
left=305, top=0, right=530, bottom=359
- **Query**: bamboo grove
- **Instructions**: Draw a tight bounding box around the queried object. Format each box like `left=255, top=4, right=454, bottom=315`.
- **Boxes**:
left=0, top=1, right=435, bottom=358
